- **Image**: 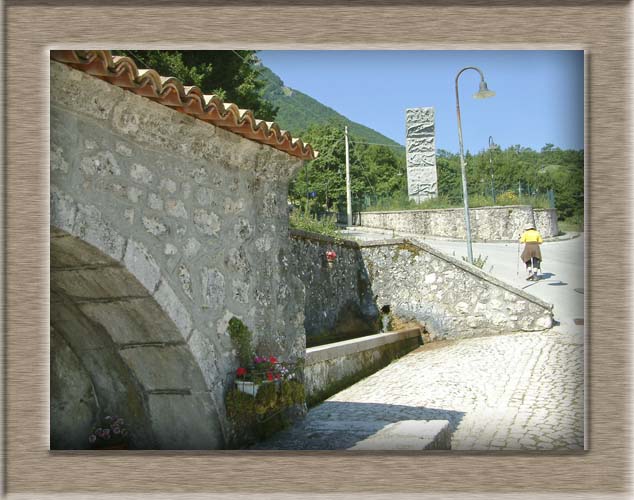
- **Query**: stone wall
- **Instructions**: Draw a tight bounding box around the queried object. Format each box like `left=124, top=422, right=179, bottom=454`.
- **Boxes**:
left=289, top=229, right=379, bottom=345
left=534, top=209, right=559, bottom=237
left=359, top=239, right=553, bottom=340
left=358, top=205, right=559, bottom=240
left=50, top=61, right=306, bottom=449
left=290, top=230, right=552, bottom=344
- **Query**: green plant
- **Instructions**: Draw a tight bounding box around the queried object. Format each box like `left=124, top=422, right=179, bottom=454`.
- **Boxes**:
left=225, top=378, right=306, bottom=444
left=289, top=211, right=341, bottom=240
left=462, top=254, right=488, bottom=269
left=559, top=213, right=584, bottom=233
left=227, top=317, right=253, bottom=367
left=496, top=191, right=519, bottom=205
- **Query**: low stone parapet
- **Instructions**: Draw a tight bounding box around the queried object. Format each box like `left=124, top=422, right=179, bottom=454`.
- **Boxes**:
left=358, top=205, right=559, bottom=241
left=304, top=328, right=422, bottom=405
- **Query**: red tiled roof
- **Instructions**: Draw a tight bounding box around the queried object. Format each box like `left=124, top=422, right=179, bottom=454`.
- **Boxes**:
left=50, top=50, right=317, bottom=161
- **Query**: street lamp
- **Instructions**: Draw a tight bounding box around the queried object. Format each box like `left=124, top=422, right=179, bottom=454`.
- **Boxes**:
left=455, top=66, right=495, bottom=264
left=488, top=135, right=497, bottom=204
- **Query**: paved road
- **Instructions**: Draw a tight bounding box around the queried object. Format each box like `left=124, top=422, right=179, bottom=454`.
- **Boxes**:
left=255, top=330, right=583, bottom=450
left=253, top=228, right=584, bottom=451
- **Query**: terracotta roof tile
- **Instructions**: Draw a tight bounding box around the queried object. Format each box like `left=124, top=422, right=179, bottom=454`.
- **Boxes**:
left=50, top=50, right=317, bottom=160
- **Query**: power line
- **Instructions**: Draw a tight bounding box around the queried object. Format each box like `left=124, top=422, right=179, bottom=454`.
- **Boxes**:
left=350, top=140, right=405, bottom=150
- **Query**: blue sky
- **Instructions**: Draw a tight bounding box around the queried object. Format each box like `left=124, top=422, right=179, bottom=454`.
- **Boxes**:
left=258, top=50, right=584, bottom=154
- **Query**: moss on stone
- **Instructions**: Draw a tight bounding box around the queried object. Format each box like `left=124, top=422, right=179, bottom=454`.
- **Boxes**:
left=225, top=379, right=306, bottom=448
left=227, top=317, right=253, bottom=367
left=394, top=242, right=422, bottom=261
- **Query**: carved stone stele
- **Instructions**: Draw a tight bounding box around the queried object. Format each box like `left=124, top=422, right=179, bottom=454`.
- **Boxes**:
left=405, top=107, right=438, bottom=203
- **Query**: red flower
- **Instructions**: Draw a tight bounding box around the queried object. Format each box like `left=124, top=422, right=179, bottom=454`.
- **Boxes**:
left=269, top=356, right=278, bottom=364
left=266, top=372, right=274, bottom=381
left=236, top=367, right=247, bottom=377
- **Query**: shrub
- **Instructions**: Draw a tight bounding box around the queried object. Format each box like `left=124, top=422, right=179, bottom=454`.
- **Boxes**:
left=228, top=317, right=253, bottom=367
left=496, top=191, right=520, bottom=205
left=290, top=211, right=341, bottom=239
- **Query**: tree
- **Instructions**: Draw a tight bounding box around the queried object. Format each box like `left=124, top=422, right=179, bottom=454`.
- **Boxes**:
left=289, top=121, right=406, bottom=213
left=114, top=50, right=278, bottom=121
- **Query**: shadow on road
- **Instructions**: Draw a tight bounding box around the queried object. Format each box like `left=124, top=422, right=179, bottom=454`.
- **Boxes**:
left=251, top=401, right=465, bottom=450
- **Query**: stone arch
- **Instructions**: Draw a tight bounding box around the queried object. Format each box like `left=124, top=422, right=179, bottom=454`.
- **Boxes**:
left=51, top=227, right=223, bottom=449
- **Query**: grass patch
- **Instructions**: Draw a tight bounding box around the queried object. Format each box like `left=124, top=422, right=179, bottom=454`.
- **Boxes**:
left=290, top=211, right=341, bottom=239
left=559, top=214, right=584, bottom=233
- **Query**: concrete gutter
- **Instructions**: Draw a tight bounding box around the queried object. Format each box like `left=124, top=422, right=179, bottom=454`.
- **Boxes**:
left=306, top=328, right=422, bottom=365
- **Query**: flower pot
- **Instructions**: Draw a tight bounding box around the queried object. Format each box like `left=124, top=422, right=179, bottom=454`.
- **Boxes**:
left=236, top=380, right=259, bottom=396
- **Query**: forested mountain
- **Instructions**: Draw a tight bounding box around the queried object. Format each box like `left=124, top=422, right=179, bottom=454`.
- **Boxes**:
left=258, top=65, right=404, bottom=152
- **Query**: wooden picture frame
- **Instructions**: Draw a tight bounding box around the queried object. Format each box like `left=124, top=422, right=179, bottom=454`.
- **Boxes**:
left=4, top=1, right=630, bottom=497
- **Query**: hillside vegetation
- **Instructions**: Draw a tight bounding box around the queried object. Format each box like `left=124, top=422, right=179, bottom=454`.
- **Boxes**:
left=258, top=66, right=404, bottom=152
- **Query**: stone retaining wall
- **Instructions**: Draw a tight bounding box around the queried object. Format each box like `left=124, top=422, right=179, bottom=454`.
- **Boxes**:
left=304, top=328, right=422, bottom=405
left=291, top=231, right=553, bottom=344
left=359, top=239, right=553, bottom=340
left=358, top=206, right=559, bottom=240
left=289, top=229, right=379, bottom=344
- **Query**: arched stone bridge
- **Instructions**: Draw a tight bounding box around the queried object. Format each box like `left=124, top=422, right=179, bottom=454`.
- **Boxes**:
left=50, top=60, right=306, bottom=449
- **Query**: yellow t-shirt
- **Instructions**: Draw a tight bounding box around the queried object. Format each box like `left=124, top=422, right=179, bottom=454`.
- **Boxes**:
left=520, top=229, right=543, bottom=243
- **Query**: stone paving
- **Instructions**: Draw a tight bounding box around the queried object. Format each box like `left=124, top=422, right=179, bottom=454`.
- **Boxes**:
left=254, top=329, right=584, bottom=451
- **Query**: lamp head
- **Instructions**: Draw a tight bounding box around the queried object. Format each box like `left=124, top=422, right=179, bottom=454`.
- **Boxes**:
left=473, top=80, right=495, bottom=99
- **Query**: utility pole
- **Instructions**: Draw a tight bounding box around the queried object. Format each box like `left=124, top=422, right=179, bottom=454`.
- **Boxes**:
left=345, top=126, right=352, bottom=227
left=305, top=164, right=309, bottom=215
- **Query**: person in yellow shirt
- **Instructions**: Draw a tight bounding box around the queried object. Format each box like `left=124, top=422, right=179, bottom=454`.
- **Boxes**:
left=520, top=223, right=543, bottom=280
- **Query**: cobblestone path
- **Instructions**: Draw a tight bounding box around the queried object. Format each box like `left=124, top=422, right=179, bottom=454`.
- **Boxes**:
left=254, top=330, right=584, bottom=450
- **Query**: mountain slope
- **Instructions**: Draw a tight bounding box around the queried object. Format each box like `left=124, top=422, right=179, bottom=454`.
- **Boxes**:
left=258, top=65, right=404, bottom=152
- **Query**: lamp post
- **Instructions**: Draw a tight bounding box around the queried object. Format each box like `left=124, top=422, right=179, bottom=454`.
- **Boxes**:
left=455, top=66, right=495, bottom=264
left=488, top=135, right=497, bottom=204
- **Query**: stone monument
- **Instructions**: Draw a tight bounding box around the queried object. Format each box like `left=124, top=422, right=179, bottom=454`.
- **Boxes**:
left=405, top=107, right=438, bottom=202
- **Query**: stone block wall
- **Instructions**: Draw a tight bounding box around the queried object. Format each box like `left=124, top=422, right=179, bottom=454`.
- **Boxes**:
left=534, top=209, right=559, bottom=237
left=290, top=230, right=552, bottom=345
left=359, top=239, right=553, bottom=340
left=289, top=229, right=379, bottom=344
left=358, top=205, right=559, bottom=241
left=50, top=61, right=306, bottom=449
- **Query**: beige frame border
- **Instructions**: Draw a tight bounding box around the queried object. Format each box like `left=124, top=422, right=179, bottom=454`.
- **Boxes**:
left=4, top=1, right=631, bottom=498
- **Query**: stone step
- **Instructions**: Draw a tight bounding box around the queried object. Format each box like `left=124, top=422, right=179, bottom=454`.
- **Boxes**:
left=347, top=419, right=452, bottom=450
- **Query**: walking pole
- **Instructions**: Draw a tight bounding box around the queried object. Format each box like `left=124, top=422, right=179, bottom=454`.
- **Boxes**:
left=516, top=239, right=520, bottom=278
